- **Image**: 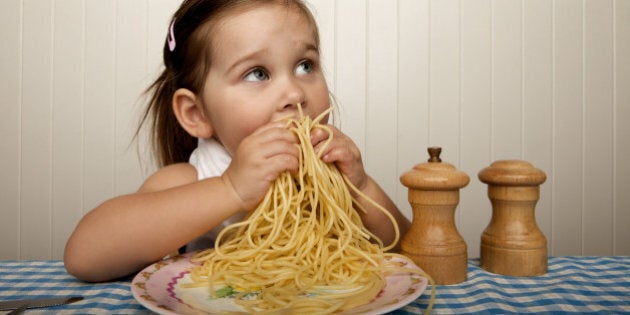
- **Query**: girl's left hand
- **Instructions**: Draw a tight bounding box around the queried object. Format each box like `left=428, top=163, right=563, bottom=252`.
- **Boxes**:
left=310, top=125, right=368, bottom=193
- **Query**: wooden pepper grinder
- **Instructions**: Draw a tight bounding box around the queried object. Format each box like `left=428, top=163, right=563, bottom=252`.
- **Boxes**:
left=400, top=147, right=470, bottom=285
left=478, top=160, right=547, bottom=276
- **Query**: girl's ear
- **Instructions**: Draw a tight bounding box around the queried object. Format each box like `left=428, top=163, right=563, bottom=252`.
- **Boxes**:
left=172, top=88, right=214, bottom=138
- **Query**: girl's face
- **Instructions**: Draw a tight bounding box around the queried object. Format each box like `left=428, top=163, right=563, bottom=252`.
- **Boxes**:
left=200, top=4, right=330, bottom=156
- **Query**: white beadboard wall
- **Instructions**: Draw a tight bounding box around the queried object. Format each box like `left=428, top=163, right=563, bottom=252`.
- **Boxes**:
left=1, top=0, right=628, bottom=260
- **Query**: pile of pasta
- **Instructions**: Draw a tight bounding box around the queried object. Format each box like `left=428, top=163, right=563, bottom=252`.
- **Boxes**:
left=188, top=107, right=434, bottom=314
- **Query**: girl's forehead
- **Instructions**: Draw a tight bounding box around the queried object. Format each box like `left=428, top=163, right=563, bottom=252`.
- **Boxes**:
left=209, top=2, right=318, bottom=41
left=204, top=3, right=319, bottom=56
left=219, top=3, right=312, bottom=29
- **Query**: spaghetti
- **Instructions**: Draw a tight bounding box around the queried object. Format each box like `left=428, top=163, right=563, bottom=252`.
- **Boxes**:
left=188, top=106, right=435, bottom=314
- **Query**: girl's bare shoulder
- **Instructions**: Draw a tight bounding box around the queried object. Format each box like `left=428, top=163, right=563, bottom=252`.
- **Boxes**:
left=138, top=163, right=199, bottom=193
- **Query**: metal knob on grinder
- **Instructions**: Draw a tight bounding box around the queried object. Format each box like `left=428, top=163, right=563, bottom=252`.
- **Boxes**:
left=399, top=147, right=469, bottom=285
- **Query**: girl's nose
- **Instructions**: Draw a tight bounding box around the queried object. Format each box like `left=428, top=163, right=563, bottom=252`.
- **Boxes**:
left=279, top=77, right=306, bottom=111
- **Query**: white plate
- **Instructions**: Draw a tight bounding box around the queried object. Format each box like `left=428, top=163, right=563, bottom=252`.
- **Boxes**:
left=131, top=252, right=427, bottom=314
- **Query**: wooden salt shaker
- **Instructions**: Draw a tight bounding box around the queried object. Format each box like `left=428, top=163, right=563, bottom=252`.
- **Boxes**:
left=400, top=147, right=470, bottom=285
left=478, top=160, right=547, bottom=276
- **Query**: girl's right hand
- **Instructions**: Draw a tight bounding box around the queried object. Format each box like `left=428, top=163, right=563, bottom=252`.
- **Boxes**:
left=222, top=121, right=299, bottom=211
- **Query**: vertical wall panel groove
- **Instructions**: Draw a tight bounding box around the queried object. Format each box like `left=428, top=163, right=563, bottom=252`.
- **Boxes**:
left=612, top=0, right=617, bottom=255
left=83, top=0, right=116, bottom=218
left=581, top=0, right=586, bottom=255
left=397, top=0, right=430, bottom=219
left=331, top=0, right=367, bottom=155
left=523, top=0, right=553, bottom=252
left=0, top=0, right=22, bottom=260
left=427, top=0, right=432, bottom=144
left=613, top=0, right=630, bottom=255
left=113, top=0, right=118, bottom=195
left=550, top=0, right=556, bottom=253
left=48, top=0, right=55, bottom=259
left=552, top=0, right=584, bottom=255
left=492, top=0, right=523, bottom=160
left=490, top=0, right=494, bottom=160
left=460, top=0, right=492, bottom=258
left=52, top=0, right=86, bottom=260
left=366, top=0, right=399, bottom=199
left=21, top=0, right=54, bottom=260
left=583, top=0, right=614, bottom=255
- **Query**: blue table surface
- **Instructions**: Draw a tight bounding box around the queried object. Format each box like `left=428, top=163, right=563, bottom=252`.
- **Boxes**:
left=1, top=256, right=629, bottom=314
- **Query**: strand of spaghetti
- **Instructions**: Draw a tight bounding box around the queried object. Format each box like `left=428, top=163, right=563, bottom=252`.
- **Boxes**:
left=341, top=172, right=400, bottom=251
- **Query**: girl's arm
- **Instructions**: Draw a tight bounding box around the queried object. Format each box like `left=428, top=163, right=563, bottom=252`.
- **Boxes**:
left=65, top=122, right=298, bottom=282
left=63, top=163, right=244, bottom=282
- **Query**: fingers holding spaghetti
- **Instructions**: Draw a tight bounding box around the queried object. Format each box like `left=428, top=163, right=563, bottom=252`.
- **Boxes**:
left=311, top=125, right=368, bottom=193
left=223, top=121, right=299, bottom=211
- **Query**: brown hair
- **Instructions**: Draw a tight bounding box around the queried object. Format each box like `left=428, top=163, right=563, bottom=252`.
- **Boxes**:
left=138, top=0, right=320, bottom=167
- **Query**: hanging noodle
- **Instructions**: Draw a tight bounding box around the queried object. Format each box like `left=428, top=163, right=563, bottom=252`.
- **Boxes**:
left=188, top=105, right=435, bottom=314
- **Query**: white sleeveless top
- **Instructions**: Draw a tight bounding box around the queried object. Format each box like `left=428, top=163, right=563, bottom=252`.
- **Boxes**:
left=186, top=137, right=246, bottom=252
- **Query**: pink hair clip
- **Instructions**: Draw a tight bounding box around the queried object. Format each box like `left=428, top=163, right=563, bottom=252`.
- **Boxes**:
left=168, top=18, right=176, bottom=52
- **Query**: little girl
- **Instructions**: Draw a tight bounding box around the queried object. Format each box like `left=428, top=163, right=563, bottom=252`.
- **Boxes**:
left=64, top=0, right=410, bottom=282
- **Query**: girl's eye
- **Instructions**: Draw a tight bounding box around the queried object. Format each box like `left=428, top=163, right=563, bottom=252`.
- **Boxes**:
left=244, top=68, right=269, bottom=82
left=295, top=60, right=314, bottom=75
